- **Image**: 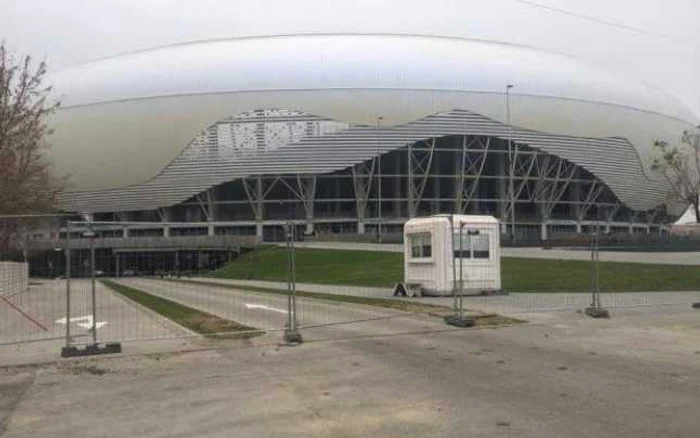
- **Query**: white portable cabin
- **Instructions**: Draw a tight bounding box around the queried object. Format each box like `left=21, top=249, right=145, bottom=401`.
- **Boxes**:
left=403, top=215, right=501, bottom=296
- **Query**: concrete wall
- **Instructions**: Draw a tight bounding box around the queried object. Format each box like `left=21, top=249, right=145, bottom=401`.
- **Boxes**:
left=0, top=262, right=29, bottom=296
left=670, top=224, right=700, bottom=236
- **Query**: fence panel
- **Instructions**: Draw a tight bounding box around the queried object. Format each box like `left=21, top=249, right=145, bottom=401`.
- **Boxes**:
left=4, top=216, right=698, bottom=351
left=0, top=215, right=68, bottom=345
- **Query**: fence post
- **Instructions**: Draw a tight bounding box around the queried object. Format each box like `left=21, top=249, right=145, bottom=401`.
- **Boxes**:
left=445, top=220, right=475, bottom=327
left=450, top=215, right=458, bottom=312
left=284, top=220, right=302, bottom=344
left=89, top=225, right=97, bottom=345
left=459, top=223, right=464, bottom=319
left=61, top=220, right=121, bottom=357
left=65, top=220, right=71, bottom=348
left=585, top=222, right=610, bottom=318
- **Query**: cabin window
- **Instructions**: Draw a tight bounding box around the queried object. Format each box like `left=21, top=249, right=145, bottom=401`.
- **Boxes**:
left=453, top=231, right=490, bottom=259
left=453, top=232, right=470, bottom=259
left=472, top=234, right=490, bottom=259
left=409, top=233, right=432, bottom=258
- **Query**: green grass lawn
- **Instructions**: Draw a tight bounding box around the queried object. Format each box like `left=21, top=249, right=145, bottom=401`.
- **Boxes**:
left=212, top=246, right=403, bottom=287
left=174, top=278, right=522, bottom=327
left=101, top=279, right=262, bottom=338
left=211, top=247, right=700, bottom=293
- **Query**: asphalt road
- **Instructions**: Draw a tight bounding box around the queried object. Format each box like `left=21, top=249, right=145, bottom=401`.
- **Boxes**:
left=189, top=277, right=700, bottom=315
left=1, top=305, right=699, bottom=437
left=113, top=278, right=408, bottom=341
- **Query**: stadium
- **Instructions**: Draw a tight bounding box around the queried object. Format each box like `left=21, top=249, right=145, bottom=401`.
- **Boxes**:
left=47, top=34, right=699, bottom=241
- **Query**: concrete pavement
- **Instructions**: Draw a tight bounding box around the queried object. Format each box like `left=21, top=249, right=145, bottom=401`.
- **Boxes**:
left=114, top=278, right=407, bottom=340
left=1, top=305, right=699, bottom=437
left=187, top=277, right=700, bottom=317
left=0, top=279, right=193, bottom=367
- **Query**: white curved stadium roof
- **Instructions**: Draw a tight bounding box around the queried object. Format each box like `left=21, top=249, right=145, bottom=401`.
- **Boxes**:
left=45, top=34, right=698, bottom=213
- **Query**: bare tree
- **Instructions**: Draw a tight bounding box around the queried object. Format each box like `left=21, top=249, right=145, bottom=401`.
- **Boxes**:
left=0, top=42, right=63, bottom=215
left=652, top=127, right=700, bottom=223
left=0, top=43, right=63, bottom=255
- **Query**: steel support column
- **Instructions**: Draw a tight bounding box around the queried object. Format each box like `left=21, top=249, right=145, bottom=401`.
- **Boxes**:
left=351, top=160, right=375, bottom=234
left=242, top=175, right=279, bottom=238
left=454, top=136, right=490, bottom=214
left=407, top=138, right=435, bottom=218
left=280, top=175, right=317, bottom=235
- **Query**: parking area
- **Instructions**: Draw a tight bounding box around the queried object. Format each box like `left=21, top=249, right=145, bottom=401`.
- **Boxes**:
left=0, top=279, right=193, bottom=366
left=1, top=303, right=698, bottom=437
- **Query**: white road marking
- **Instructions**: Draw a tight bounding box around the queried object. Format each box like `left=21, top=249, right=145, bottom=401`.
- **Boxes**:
left=55, top=315, right=108, bottom=330
left=244, top=303, right=288, bottom=314
left=77, top=321, right=108, bottom=330
left=55, top=315, right=92, bottom=324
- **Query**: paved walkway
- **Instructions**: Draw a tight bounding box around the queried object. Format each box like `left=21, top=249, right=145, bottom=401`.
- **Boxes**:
left=290, top=242, right=700, bottom=265
left=290, top=241, right=403, bottom=253
left=502, top=247, right=700, bottom=265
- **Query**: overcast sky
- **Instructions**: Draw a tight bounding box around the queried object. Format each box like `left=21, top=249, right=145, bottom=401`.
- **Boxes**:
left=3, top=0, right=699, bottom=119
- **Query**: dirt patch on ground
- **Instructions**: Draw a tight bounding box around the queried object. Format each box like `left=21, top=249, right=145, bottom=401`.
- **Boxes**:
left=474, top=314, right=525, bottom=327
left=182, top=315, right=263, bottom=339
left=60, top=364, right=111, bottom=376
left=0, top=373, right=35, bottom=435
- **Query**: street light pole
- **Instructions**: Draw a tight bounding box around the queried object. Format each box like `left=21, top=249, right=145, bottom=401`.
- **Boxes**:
left=506, top=84, right=515, bottom=242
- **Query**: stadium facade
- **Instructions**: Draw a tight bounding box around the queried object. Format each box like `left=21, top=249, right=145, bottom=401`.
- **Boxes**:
left=46, top=34, right=699, bottom=240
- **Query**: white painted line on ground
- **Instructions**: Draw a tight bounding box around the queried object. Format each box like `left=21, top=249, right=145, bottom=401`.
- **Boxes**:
left=55, top=315, right=108, bottom=330
left=55, top=315, right=92, bottom=324
left=77, top=321, right=108, bottom=330
left=244, top=303, right=288, bottom=314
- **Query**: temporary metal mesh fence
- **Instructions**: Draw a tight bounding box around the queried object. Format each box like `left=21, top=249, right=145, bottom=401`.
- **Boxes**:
left=0, top=215, right=68, bottom=345
left=1, top=215, right=699, bottom=353
left=62, top=220, right=289, bottom=345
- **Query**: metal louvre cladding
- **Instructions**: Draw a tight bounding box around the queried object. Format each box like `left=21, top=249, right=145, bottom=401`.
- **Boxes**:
left=62, top=108, right=663, bottom=213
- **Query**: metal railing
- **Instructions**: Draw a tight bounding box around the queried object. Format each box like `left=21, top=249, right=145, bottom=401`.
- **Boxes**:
left=27, top=234, right=260, bottom=251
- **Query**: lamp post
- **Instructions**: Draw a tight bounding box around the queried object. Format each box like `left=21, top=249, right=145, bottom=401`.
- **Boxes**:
left=506, top=84, right=515, bottom=242
left=376, top=116, right=384, bottom=243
